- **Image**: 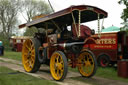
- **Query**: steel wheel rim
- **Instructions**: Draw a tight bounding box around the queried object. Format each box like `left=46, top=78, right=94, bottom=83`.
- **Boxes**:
left=50, top=52, right=64, bottom=80
left=78, top=52, right=95, bottom=77
left=22, top=39, right=35, bottom=72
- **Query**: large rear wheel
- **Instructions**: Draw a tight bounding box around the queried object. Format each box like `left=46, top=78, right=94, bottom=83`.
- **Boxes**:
left=22, top=38, right=41, bottom=73
left=50, top=51, right=68, bottom=81
left=78, top=50, right=97, bottom=77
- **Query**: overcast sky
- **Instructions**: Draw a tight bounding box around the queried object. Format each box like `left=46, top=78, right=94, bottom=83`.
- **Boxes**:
left=46, top=0, right=125, bottom=30
left=20, top=0, right=125, bottom=33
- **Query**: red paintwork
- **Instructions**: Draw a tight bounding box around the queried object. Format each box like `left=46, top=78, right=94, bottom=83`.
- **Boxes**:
left=67, top=53, right=78, bottom=68
left=100, top=59, right=107, bottom=67
left=84, top=31, right=127, bottom=62
left=84, top=32, right=117, bottom=49
left=118, top=61, right=128, bottom=78
left=72, top=24, right=91, bottom=38
left=19, top=5, right=108, bottom=68
left=10, top=37, right=30, bottom=52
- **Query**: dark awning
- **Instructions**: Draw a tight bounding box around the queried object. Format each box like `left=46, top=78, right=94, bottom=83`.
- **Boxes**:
left=19, top=5, right=108, bottom=29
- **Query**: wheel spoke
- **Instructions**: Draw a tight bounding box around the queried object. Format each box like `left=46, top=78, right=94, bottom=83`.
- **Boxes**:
left=31, top=55, right=35, bottom=61
left=88, top=61, right=91, bottom=66
left=50, top=51, right=68, bottom=81
left=31, top=44, right=34, bottom=50
left=29, top=61, right=33, bottom=68
left=60, top=69, right=64, bottom=76
left=26, top=44, right=31, bottom=51
left=87, top=55, right=89, bottom=61
left=59, top=63, right=63, bottom=70
left=24, top=53, right=29, bottom=57
left=25, top=44, right=29, bottom=50
left=56, top=56, right=59, bottom=63
left=28, top=41, right=31, bottom=47
left=86, top=66, right=89, bottom=73
left=57, top=69, right=59, bottom=77
left=22, top=39, right=40, bottom=73
left=83, top=64, right=91, bottom=74
left=78, top=51, right=96, bottom=77
left=60, top=61, right=63, bottom=65
left=25, top=60, right=29, bottom=64
left=31, top=50, right=35, bottom=55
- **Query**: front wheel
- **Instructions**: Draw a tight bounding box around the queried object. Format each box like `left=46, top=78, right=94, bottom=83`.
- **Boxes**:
left=78, top=50, right=97, bottom=78
left=50, top=51, right=68, bottom=81
left=22, top=38, right=41, bottom=73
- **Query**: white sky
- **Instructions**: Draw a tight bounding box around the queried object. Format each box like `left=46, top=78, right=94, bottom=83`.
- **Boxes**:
left=19, top=0, right=125, bottom=35
left=46, top=0, right=125, bottom=31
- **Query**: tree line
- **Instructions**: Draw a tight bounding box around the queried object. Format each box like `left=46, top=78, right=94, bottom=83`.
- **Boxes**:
left=0, top=0, right=52, bottom=50
left=1, top=0, right=128, bottom=49
left=0, top=0, right=52, bottom=39
left=119, top=0, right=128, bottom=30
left=1, top=0, right=128, bottom=39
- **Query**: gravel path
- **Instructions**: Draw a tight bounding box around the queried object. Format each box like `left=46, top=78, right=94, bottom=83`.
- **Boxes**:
left=0, top=57, right=90, bottom=85
left=0, top=57, right=128, bottom=85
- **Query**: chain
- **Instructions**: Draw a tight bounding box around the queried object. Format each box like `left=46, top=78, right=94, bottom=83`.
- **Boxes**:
left=78, top=11, right=81, bottom=37
left=98, top=13, right=101, bottom=37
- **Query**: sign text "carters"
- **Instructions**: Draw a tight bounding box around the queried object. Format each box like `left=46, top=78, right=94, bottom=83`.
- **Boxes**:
left=96, top=38, right=116, bottom=44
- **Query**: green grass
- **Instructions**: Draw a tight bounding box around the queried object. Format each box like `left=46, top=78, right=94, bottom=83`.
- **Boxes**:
left=0, top=66, right=57, bottom=85
left=71, top=77, right=99, bottom=85
left=68, top=67, right=99, bottom=85
left=96, top=67, right=128, bottom=82
left=1, top=51, right=128, bottom=83
left=69, top=66, right=128, bottom=83
left=1, top=51, right=22, bottom=61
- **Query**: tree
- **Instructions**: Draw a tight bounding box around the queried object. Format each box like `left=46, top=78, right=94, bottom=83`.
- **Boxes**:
left=0, top=0, right=20, bottom=38
left=20, top=0, right=52, bottom=22
left=21, top=0, right=52, bottom=36
left=119, top=0, right=128, bottom=30
left=23, top=27, right=38, bottom=36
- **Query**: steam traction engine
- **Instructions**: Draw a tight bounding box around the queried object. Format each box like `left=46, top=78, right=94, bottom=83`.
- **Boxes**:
left=19, top=5, right=107, bottom=81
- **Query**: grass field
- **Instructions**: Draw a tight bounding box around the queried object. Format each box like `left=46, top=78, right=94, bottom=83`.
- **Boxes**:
left=2, top=51, right=22, bottom=61
left=69, top=64, right=128, bottom=83
left=96, top=67, right=128, bottom=82
left=69, top=66, right=128, bottom=83
left=1, top=51, right=128, bottom=83
left=0, top=66, right=57, bottom=85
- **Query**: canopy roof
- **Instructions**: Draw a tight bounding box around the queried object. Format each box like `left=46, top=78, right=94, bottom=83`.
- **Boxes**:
left=102, top=26, right=120, bottom=32
left=19, top=5, right=108, bottom=30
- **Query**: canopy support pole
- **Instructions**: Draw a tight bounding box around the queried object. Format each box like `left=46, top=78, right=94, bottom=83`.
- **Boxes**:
left=71, top=12, right=79, bottom=38
left=51, top=20, right=61, bottom=32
